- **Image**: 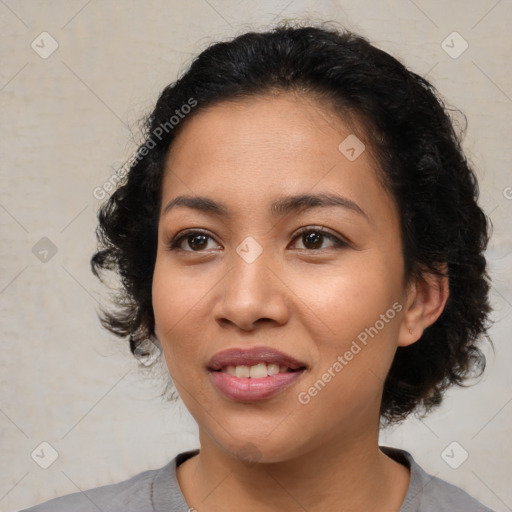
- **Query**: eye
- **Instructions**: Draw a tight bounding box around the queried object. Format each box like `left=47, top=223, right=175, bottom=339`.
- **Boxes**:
left=291, top=226, right=348, bottom=251
left=167, top=226, right=348, bottom=253
left=168, top=229, right=220, bottom=252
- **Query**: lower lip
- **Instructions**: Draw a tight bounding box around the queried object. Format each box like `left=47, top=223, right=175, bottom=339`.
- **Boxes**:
left=209, top=370, right=305, bottom=402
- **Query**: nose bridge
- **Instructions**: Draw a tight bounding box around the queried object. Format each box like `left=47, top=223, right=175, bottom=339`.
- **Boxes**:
left=215, top=236, right=288, bottom=328
left=229, top=236, right=274, bottom=303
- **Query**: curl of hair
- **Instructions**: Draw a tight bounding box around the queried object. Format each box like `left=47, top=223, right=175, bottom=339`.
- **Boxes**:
left=91, top=21, right=493, bottom=423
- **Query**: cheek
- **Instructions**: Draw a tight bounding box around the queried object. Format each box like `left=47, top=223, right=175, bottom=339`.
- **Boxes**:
left=307, top=261, right=401, bottom=338
left=302, top=303, right=402, bottom=419
left=304, top=265, right=403, bottom=394
left=152, top=262, right=197, bottom=364
left=152, top=254, right=210, bottom=326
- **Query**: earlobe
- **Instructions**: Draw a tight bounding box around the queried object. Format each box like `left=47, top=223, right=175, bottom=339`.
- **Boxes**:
left=397, top=266, right=450, bottom=348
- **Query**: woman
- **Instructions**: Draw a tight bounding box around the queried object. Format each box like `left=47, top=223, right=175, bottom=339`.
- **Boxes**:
left=22, top=22, right=495, bottom=512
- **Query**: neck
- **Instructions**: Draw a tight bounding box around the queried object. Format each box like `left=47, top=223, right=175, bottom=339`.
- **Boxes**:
left=177, top=426, right=410, bottom=512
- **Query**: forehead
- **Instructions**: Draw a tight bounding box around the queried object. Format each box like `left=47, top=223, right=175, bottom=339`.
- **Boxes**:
left=161, top=93, right=397, bottom=227
left=167, top=92, right=365, bottom=169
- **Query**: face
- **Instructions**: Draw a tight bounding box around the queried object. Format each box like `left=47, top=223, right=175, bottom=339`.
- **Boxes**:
left=152, top=93, right=412, bottom=463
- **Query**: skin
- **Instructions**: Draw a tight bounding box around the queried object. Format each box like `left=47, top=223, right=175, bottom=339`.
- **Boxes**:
left=152, top=92, right=449, bottom=512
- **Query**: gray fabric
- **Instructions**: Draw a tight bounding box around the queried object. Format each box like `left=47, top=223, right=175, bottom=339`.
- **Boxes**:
left=20, top=445, right=495, bottom=511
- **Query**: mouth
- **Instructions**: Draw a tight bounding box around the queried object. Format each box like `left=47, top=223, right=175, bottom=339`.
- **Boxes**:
left=207, top=346, right=308, bottom=401
left=207, top=346, right=307, bottom=373
left=210, top=363, right=306, bottom=378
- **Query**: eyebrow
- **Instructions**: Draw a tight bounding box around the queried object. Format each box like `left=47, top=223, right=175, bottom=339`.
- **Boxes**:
left=163, top=192, right=369, bottom=221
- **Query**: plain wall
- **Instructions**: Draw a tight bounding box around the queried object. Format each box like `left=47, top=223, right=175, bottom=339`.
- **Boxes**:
left=1, top=1, right=511, bottom=511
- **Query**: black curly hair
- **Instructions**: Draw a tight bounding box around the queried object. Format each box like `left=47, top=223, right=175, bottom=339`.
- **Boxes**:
left=91, top=21, right=493, bottom=424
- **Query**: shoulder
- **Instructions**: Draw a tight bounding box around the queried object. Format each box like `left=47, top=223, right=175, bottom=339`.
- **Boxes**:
left=18, top=461, right=172, bottom=512
left=380, top=445, right=495, bottom=512
left=419, top=473, right=495, bottom=512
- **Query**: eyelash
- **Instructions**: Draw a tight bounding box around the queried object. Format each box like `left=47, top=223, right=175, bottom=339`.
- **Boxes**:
left=167, top=226, right=348, bottom=253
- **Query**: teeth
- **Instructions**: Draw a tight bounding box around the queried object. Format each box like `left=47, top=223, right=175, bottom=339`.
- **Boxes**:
left=225, top=365, right=237, bottom=376
left=267, top=364, right=280, bottom=375
left=222, top=363, right=295, bottom=378
left=235, top=365, right=250, bottom=378
left=249, top=363, right=267, bottom=379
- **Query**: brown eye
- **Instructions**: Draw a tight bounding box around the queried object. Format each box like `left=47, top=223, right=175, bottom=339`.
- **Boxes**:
left=169, top=230, right=218, bottom=252
left=292, top=227, right=347, bottom=250
left=302, top=231, right=323, bottom=249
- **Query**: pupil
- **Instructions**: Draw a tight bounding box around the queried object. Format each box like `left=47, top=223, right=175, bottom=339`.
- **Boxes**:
left=190, top=235, right=207, bottom=250
left=305, top=232, right=322, bottom=249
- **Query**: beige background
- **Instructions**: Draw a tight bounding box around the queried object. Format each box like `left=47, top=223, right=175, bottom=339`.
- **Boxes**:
left=1, top=1, right=511, bottom=511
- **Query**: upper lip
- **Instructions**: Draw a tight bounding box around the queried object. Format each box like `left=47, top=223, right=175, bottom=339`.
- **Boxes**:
left=207, top=346, right=307, bottom=371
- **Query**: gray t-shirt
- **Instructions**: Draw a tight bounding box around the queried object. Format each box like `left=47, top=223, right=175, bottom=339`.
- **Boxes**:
left=19, top=445, right=494, bottom=511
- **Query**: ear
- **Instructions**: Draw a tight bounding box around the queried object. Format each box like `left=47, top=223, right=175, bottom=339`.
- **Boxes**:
left=397, top=264, right=450, bottom=347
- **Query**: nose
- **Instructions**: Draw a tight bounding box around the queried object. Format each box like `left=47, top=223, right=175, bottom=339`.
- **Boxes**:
left=212, top=247, right=290, bottom=332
